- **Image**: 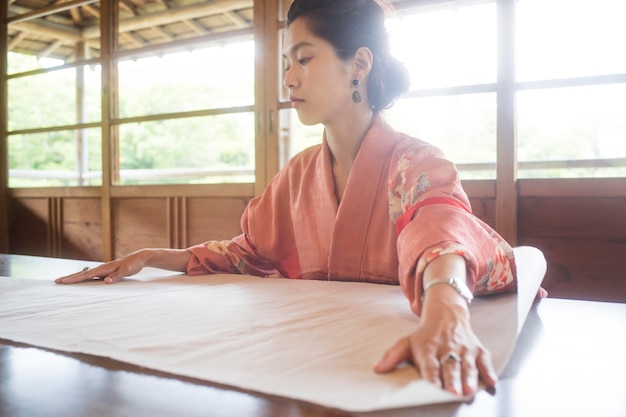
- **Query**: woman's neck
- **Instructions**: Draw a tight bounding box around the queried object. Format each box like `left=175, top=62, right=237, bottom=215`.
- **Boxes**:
left=324, top=109, right=374, bottom=170
left=324, top=108, right=374, bottom=203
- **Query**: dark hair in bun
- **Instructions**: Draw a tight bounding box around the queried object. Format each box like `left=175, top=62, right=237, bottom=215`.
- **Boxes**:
left=287, top=0, right=410, bottom=112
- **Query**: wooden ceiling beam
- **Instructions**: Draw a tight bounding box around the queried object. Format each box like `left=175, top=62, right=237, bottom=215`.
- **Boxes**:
left=11, top=19, right=82, bottom=43
left=116, top=27, right=253, bottom=60
left=182, top=19, right=209, bottom=36
left=152, top=26, right=174, bottom=42
left=119, top=0, right=139, bottom=15
left=7, top=0, right=100, bottom=24
left=8, top=31, right=28, bottom=51
left=156, top=0, right=173, bottom=9
left=223, top=11, right=249, bottom=29
left=82, top=0, right=252, bottom=39
left=8, top=0, right=252, bottom=57
left=69, top=7, right=81, bottom=25
left=82, top=4, right=100, bottom=19
left=120, top=31, right=146, bottom=48
left=39, top=39, right=64, bottom=58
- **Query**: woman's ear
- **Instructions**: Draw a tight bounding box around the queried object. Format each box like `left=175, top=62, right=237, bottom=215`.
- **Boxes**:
left=353, top=47, right=373, bottom=79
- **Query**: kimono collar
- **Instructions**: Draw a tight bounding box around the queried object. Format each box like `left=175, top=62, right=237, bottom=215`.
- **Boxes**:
left=319, top=113, right=399, bottom=172
left=325, top=113, right=404, bottom=278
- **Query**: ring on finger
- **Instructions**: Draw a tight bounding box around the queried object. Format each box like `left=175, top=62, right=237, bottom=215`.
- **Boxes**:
left=439, top=351, right=462, bottom=365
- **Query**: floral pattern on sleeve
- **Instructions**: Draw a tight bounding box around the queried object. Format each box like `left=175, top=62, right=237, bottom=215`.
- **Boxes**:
left=203, top=241, right=248, bottom=274
left=416, top=239, right=515, bottom=296
left=388, top=150, right=432, bottom=223
left=474, top=235, right=516, bottom=295
left=415, top=244, right=475, bottom=278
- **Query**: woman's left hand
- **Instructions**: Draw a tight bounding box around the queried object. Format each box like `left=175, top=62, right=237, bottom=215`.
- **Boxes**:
left=373, top=288, right=497, bottom=396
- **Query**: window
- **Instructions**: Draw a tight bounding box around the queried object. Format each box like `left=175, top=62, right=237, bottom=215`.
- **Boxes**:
left=278, top=1, right=499, bottom=179
left=115, top=41, right=255, bottom=185
left=6, top=0, right=625, bottom=188
left=386, top=2, right=497, bottom=180
left=277, top=0, right=626, bottom=180
left=517, top=84, right=626, bottom=178
left=118, top=112, right=254, bottom=185
left=118, top=45, right=254, bottom=118
left=6, top=0, right=255, bottom=187
left=7, top=1, right=103, bottom=187
left=8, top=63, right=102, bottom=131
left=9, top=128, right=102, bottom=187
left=516, top=0, right=626, bottom=178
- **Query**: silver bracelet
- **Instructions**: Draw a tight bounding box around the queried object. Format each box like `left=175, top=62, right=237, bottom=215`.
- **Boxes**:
left=422, top=277, right=473, bottom=303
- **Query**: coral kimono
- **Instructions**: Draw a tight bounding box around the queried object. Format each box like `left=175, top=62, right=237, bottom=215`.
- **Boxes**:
left=187, top=114, right=517, bottom=315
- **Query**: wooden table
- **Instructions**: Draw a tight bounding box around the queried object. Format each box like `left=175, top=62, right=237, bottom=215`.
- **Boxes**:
left=1, top=254, right=625, bottom=417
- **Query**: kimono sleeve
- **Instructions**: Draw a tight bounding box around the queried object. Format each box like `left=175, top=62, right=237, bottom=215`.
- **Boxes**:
left=185, top=202, right=281, bottom=277
left=390, top=142, right=517, bottom=316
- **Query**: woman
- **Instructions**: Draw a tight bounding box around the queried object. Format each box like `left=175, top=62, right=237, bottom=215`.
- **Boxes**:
left=57, top=0, right=518, bottom=397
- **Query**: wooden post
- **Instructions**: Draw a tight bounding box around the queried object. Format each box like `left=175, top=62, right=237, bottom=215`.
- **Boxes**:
left=76, top=42, right=88, bottom=186
left=0, top=0, right=9, bottom=253
left=100, top=0, right=119, bottom=260
left=254, top=0, right=281, bottom=195
left=496, top=0, right=518, bottom=245
left=264, top=0, right=280, bottom=192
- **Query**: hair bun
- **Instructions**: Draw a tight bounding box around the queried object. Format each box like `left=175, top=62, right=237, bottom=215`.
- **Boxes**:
left=287, top=0, right=411, bottom=112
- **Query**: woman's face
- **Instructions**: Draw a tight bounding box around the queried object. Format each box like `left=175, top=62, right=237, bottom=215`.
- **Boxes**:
left=282, top=18, right=355, bottom=126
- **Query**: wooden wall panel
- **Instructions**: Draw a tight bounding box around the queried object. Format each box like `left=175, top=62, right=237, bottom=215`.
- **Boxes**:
left=519, top=197, right=626, bottom=240
left=469, top=197, right=496, bottom=229
left=186, top=197, right=248, bottom=246
left=518, top=197, right=626, bottom=303
left=61, top=198, right=103, bottom=261
left=519, top=236, right=625, bottom=303
left=112, top=198, right=170, bottom=259
left=8, top=198, right=49, bottom=256
left=464, top=180, right=496, bottom=229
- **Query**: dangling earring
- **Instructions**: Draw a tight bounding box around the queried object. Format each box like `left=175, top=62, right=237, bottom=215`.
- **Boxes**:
left=351, top=78, right=362, bottom=103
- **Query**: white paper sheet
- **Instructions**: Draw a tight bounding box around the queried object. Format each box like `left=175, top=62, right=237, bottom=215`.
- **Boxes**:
left=0, top=247, right=545, bottom=412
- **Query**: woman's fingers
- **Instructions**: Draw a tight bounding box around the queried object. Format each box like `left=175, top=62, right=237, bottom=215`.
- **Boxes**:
left=55, top=266, right=103, bottom=284
left=375, top=334, right=497, bottom=397
left=55, top=252, right=148, bottom=285
left=102, top=270, right=127, bottom=284
left=438, top=351, right=463, bottom=395
left=413, top=351, right=442, bottom=388
left=460, top=352, right=480, bottom=395
left=55, top=262, right=125, bottom=284
left=373, top=338, right=411, bottom=373
left=373, top=338, right=443, bottom=389
left=476, top=347, right=498, bottom=388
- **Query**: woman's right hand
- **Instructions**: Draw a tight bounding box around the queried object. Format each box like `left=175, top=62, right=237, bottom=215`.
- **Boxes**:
left=55, top=250, right=152, bottom=285
left=55, top=248, right=192, bottom=285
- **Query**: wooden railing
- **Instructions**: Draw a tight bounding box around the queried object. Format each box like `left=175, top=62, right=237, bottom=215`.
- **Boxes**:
left=9, top=158, right=626, bottom=184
